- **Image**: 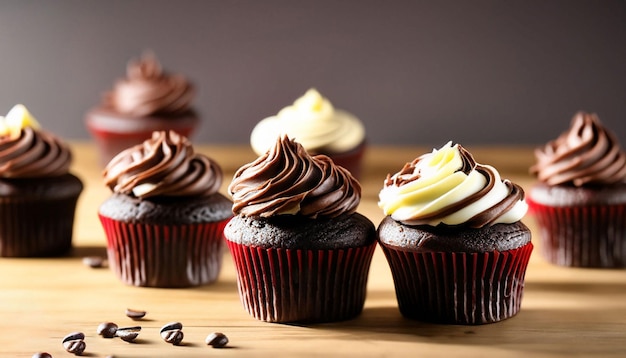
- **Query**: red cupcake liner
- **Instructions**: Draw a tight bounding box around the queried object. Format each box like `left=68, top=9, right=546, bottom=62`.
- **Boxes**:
left=528, top=199, right=626, bottom=267
left=226, top=240, right=377, bottom=323
left=98, top=214, right=229, bottom=287
left=327, top=142, right=366, bottom=181
left=0, top=196, right=80, bottom=257
left=379, top=242, right=533, bottom=325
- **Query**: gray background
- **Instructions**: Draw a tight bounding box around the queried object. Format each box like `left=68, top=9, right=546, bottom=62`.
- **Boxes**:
left=0, top=0, right=625, bottom=146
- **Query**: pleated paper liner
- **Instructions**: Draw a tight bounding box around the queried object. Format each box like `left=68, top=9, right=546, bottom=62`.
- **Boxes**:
left=379, top=242, right=533, bottom=325
left=226, top=240, right=377, bottom=323
left=528, top=199, right=626, bottom=268
left=98, top=214, right=230, bottom=287
left=0, top=196, right=81, bottom=257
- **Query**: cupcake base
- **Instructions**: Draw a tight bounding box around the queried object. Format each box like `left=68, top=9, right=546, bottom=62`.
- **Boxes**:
left=379, top=242, right=533, bottom=325
left=0, top=174, right=83, bottom=257
left=85, top=107, right=199, bottom=166
left=324, top=141, right=366, bottom=180
left=528, top=183, right=626, bottom=268
left=226, top=240, right=377, bottom=323
left=99, top=215, right=230, bottom=287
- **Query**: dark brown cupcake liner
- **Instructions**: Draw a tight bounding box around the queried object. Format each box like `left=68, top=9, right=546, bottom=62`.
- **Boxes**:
left=379, top=242, right=533, bottom=325
left=0, top=196, right=80, bottom=257
left=99, top=214, right=229, bottom=287
left=327, top=141, right=366, bottom=180
left=528, top=199, right=626, bottom=267
left=226, top=240, right=377, bottom=323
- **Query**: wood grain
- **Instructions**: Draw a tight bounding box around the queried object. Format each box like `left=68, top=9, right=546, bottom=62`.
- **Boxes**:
left=1, top=142, right=625, bottom=357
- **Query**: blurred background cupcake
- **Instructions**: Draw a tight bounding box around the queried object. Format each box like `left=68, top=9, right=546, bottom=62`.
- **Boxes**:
left=98, top=130, right=232, bottom=287
left=528, top=111, right=626, bottom=267
left=0, top=104, right=83, bottom=257
left=225, top=136, right=376, bottom=323
left=377, top=142, right=532, bottom=324
left=250, top=88, right=367, bottom=179
left=85, top=52, right=200, bottom=166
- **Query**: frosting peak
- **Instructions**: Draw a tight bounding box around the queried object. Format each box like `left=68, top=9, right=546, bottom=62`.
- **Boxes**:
left=0, top=105, right=71, bottom=178
left=531, top=111, right=626, bottom=186
left=229, top=136, right=361, bottom=218
left=250, top=89, right=365, bottom=155
left=103, top=130, right=223, bottom=199
left=105, top=53, right=195, bottom=117
left=378, top=142, right=527, bottom=228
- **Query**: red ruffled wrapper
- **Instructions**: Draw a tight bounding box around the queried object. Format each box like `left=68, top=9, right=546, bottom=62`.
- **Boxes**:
left=226, top=240, right=377, bottom=323
left=379, top=242, right=533, bottom=325
left=0, top=196, right=80, bottom=257
left=99, top=214, right=229, bottom=287
left=528, top=199, right=626, bottom=267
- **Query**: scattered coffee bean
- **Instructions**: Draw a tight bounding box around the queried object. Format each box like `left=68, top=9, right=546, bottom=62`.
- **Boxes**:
left=62, top=332, right=86, bottom=356
left=115, top=326, right=141, bottom=343
left=160, top=322, right=184, bottom=345
left=32, top=353, right=52, bottom=358
left=82, top=256, right=107, bottom=268
left=97, top=322, right=118, bottom=338
left=125, top=308, right=147, bottom=320
left=205, top=332, right=228, bottom=348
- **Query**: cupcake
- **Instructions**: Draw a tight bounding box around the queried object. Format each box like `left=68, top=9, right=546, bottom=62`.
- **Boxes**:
left=250, top=88, right=366, bottom=179
left=528, top=111, right=626, bottom=267
left=224, top=135, right=377, bottom=323
left=0, top=104, right=83, bottom=257
left=98, top=130, right=232, bottom=287
left=377, top=142, right=532, bottom=325
left=86, top=52, right=200, bottom=166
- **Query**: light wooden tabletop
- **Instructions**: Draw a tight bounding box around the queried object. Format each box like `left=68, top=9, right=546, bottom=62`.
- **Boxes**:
left=2, top=142, right=626, bottom=358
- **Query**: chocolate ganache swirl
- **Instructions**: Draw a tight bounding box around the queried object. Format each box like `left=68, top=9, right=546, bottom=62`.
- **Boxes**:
left=0, top=127, right=72, bottom=178
left=229, top=136, right=361, bottom=218
left=103, top=130, right=222, bottom=199
left=104, top=53, right=195, bottom=117
left=531, top=111, right=626, bottom=186
left=378, top=142, right=527, bottom=228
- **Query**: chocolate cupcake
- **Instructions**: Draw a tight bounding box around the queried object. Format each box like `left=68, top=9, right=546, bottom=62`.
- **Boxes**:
left=528, top=111, right=626, bottom=267
left=224, top=136, right=376, bottom=323
left=86, top=52, right=200, bottom=166
left=0, top=104, right=83, bottom=257
left=250, top=88, right=366, bottom=179
left=378, top=142, right=532, bottom=325
left=98, top=130, right=232, bottom=287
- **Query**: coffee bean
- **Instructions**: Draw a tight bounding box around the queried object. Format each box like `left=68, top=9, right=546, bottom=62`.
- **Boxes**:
left=97, top=322, right=118, bottom=338
left=82, top=256, right=107, bottom=268
left=125, top=308, right=146, bottom=320
left=205, top=332, right=229, bottom=348
left=116, top=326, right=141, bottom=343
left=62, top=332, right=86, bottom=356
left=160, top=322, right=184, bottom=345
left=32, top=353, right=52, bottom=358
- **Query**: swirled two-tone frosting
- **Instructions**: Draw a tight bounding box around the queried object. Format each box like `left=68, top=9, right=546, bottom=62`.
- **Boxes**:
left=531, top=111, right=626, bottom=186
left=0, top=104, right=72, bottom=178
left=104, top=53, right=195, bottom=117
left=103, top=130, right=222, bottom=199
left=250, top=89, right=365, bottom=155
left=378, top=142, right=527, bottom=228
left=230, top=136, right=361, bottom=218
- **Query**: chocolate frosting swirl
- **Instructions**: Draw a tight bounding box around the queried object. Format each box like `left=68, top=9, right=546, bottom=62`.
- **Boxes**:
left=0, top=127, right=72, bottom=178
left=103, top=130, right=222, bottom=199
left=531, top=111, right=626, bottom=186
left=104, top=53, right=195, bottom=117
left=229, top=136, right=361, bottom=218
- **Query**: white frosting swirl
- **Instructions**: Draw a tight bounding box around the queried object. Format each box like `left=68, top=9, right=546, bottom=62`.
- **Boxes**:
left=250, top=89, right=365, bottom=155
left=378, top=142, right=528, bottom=228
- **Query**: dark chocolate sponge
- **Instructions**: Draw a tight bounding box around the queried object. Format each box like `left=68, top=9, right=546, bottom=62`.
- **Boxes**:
left=224, top=212, right=376, bottom=250
left=377, top=216, right=531, bottom=253
left=529, top=182, right=626, bottom=206
left=99, top=192, right=232, bottom=225
left=0, top=174, right=83, bottom=198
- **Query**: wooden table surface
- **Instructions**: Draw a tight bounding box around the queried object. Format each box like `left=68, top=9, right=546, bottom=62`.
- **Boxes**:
left=2, top=142, right=626, bottom=358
